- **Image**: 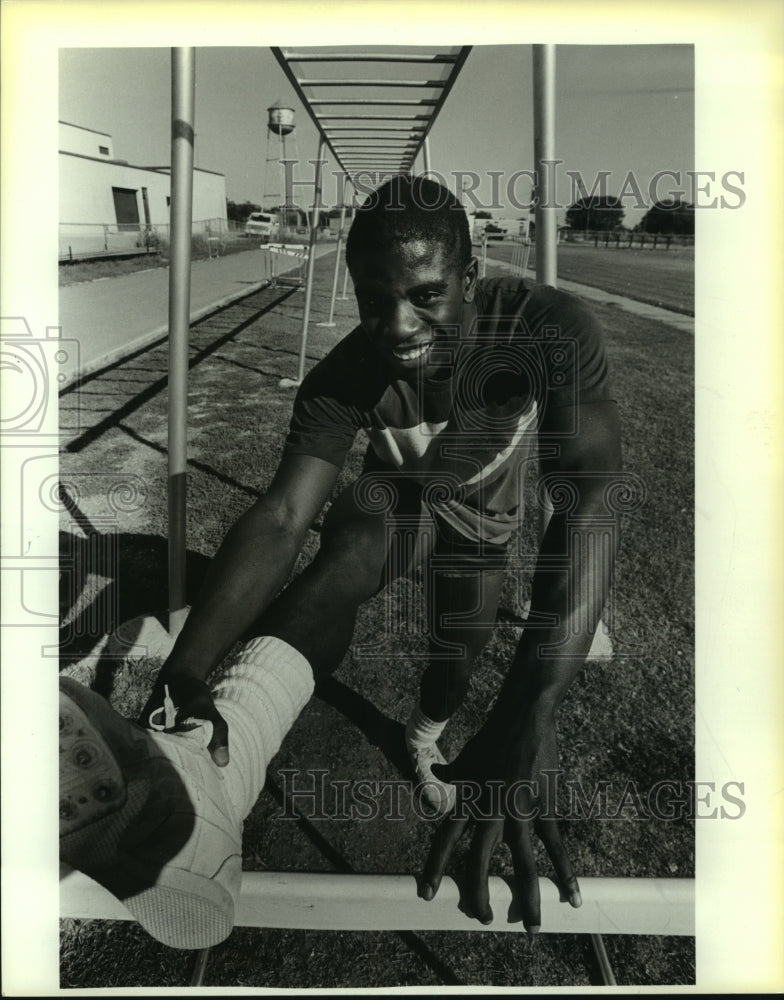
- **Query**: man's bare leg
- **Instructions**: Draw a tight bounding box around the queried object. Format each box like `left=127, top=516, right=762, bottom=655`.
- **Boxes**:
left=405, top=565, right=505, bottom=815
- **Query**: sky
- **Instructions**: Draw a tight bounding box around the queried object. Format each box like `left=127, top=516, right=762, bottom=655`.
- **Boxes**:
left=59, top=44, right=694, bottom=228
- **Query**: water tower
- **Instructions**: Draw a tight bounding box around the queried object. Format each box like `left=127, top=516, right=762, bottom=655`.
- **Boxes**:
left=265, top=100, right=298, bottom=224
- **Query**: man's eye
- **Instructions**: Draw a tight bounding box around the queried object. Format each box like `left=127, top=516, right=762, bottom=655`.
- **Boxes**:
left=413, top=291, right=438, bottom=306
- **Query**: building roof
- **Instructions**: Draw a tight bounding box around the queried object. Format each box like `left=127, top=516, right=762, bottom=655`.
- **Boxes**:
left=59, top=149, right=224, bottom=177
left=59, top=120, right=112, bottom=137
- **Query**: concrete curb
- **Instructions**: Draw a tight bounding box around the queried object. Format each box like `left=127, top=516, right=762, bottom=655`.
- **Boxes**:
left=59, top=243, right=337, bottom=392
left=59, top=279, right=271, bottom=391
left=484, top=258, right=694, bottom=333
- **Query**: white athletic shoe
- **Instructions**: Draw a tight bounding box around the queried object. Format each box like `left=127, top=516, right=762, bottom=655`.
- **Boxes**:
left=405, top=737, right=456, bottom=818
left=59, top=676, right=243, bottom=950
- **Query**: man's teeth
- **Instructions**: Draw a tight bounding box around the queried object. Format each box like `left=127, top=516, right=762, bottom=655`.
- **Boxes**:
left=393, top=342, right=431, bottom=361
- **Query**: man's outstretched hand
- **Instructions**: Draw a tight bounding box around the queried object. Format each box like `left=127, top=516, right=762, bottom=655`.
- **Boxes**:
left=418, top=698, right=582, bottom=935
left=139, top=671, right=230, bottom=767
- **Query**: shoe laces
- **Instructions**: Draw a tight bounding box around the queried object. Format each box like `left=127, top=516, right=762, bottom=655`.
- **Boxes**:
left=148, top=684, right=178, bottom=732
left=410, top=742, right=442, bottom=771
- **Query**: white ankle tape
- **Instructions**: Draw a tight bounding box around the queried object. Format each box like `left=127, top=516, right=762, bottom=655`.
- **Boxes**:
left=212, top=637, right=314, bottom=818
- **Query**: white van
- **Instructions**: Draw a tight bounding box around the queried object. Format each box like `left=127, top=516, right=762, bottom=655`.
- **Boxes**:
left=244, top=211, right=280, bottom=242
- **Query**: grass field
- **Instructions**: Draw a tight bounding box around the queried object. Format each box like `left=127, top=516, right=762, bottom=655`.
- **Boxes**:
left=485, top=241, right=694, bottom=316
left=58, top=250, right=694, bottom=988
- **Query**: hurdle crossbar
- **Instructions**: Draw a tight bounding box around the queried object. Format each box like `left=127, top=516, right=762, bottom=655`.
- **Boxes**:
left=60, top=868, right=694, bottom=937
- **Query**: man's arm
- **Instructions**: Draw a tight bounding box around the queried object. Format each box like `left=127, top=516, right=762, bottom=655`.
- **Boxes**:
left=141, top=453, right=340, bottom=757
left=164, top=453, right=341, bottom=681
left=512, top=397, right=622, bottom=703
left=421, top=398, right=623, bottom=930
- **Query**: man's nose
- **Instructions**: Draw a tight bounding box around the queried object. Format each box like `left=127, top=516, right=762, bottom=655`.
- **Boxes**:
left=383, top=300, right=420, bottom=343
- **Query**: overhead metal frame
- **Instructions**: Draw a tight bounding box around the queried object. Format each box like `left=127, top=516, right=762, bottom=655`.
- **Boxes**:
left=271, top=46, right=471, bottom=184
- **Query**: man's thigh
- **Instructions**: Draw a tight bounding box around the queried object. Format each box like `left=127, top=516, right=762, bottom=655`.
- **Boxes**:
left=425, top=519, right=509, bottom=660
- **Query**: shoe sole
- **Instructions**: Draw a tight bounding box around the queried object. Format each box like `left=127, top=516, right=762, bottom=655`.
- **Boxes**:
left=59, top=677, right=238, bottom=949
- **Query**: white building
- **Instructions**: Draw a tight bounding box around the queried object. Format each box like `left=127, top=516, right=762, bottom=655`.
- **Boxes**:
left=59, top=121, right=227, bottom=258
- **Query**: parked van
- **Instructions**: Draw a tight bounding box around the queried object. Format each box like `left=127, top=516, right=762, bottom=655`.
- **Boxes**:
left=244, top=212, right=280, bottom=242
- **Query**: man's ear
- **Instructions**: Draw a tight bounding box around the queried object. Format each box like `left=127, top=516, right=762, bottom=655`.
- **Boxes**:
left=463, top=256, right=479, bottom=303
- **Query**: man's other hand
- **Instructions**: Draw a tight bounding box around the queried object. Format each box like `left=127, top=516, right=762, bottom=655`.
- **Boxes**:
left=418, top=701, right=582, bottom=935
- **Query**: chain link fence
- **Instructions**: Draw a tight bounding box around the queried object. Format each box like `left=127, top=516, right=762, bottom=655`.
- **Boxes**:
left=561, top=229, right=694, bottom=250
left=58, top=218, right=237, bottom=262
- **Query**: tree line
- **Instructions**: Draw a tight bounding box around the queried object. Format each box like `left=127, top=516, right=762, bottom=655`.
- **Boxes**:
left=229, top=197, right=694, bottom=236
left=564, top=195, right=694, bottom=235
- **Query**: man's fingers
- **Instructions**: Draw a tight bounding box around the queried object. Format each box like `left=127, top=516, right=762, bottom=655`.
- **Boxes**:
left=206, top=706, right=230, bottom=767
left=535, top=815, right=581, bottom=907
left=464, top=818, right=503, bottom=924
left=506, top=820, right=541, bottom=936
left=419, top=814, right=467, bottom=901
left=140, top=674, right=231, bottom=768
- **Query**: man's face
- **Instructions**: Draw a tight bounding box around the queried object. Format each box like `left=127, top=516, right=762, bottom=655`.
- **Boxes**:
left=350, top=238, right=478, bottom=379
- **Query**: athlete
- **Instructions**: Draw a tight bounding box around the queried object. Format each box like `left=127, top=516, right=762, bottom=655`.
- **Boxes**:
left=60, top=175, right=623, bottom=949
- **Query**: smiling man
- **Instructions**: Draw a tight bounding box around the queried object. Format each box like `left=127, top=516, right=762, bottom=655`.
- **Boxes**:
left=60, top=175, right=623, bottom=949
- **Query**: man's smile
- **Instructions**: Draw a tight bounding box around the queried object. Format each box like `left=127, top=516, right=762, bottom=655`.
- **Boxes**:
left=389, top=339, right=435, bottom=363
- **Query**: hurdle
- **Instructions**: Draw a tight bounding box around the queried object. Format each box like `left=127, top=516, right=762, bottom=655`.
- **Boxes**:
left=260, top=241, right=310, bottom=289
left=60, top=867, right=695, bottom=937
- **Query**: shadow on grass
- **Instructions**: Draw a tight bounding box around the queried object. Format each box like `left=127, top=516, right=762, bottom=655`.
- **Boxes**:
left=59, top=528, right=211, bottom=688
left=314, top=675, right=411, bottom=776
left=263, top=770, right=463, bottom=986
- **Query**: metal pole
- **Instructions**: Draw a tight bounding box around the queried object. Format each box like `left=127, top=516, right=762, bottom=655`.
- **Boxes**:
left=422, top=135, right=431, bottom=174
left=533, top=44, right=557, bottom=289
left=167, top=47, right=195, bottom=639
left=339, top=187, right=357, bottom=300
left=533, top=44, right=557, bottom=542
left=590, top=933, right=618, bottom=986
left=340, top=245, right=351, bottom=299
left=280, top=136, right=325, bottom=388
left=189, top=948, right=211, bottom=987
left=280, top=132, right=287, bottom=222
left=318, top=172, right=347, bottom=328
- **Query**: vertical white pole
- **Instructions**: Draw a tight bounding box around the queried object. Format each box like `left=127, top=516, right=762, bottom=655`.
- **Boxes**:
left=318, top=172, right=347, bottom=327
left=533, top=44, right=557, bottom=540
left=281, top=136, right=325, bottom=387
left=280, top=132, right=287, bottom=224
left=533, top=44, right=557, bottom=289
left=167, top=47, right=195, bottom=638
left=339, top=187, right=356, bottom=300
left=423, top=136, right=431, bottom=175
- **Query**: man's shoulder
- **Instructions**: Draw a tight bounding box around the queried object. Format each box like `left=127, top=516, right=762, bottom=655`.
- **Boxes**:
left=476, top=275, right=531, bottom=313
left=297, top=325, right=384, bottom=406
left=477, top=275, right=596, bottom=322
left=475, top=277, right=599, bottom=343
left=303, top=326, right=367, bottom=381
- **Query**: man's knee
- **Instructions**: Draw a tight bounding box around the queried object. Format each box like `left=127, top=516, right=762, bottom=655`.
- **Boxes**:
left=315, top=516, right=388, bottom=600
left=427, top=570, right=505, bottom=663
